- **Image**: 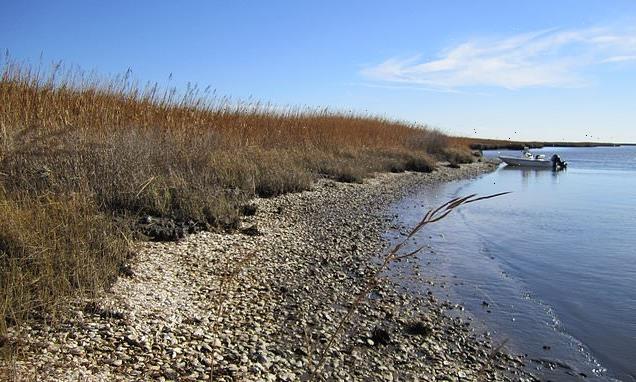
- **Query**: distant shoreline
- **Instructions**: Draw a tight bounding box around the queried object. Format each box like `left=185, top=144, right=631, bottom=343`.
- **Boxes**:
left=456, top=138, right=636, bottom=150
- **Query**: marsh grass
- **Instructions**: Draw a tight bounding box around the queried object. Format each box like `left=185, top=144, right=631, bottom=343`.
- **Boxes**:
left=0, top=59, right=472, bottom=335
left=0, top=193, right=129, bottom=335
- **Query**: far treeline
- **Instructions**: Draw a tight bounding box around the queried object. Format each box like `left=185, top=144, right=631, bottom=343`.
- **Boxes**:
left=458, top=137, right=625, bottom=151
left=0, top=62, right=478, bottom=334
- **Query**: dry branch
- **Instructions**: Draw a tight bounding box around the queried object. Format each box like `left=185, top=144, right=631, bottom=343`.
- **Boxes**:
left=309, top=192, right=510, bottom=379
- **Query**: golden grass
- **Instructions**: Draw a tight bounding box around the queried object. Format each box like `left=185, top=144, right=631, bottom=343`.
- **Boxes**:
left=0, top=59, right=471, bottom=335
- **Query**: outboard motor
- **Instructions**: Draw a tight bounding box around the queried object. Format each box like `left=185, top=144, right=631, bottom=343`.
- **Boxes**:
left=551, top=154, right=567, bottom=170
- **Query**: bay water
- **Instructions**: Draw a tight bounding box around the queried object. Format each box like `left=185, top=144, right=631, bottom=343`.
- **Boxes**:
left=389, top=146, right=636, bottom=381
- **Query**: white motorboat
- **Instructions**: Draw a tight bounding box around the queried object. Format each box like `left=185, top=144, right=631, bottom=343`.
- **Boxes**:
left=499, top=147, right=567, bottom=169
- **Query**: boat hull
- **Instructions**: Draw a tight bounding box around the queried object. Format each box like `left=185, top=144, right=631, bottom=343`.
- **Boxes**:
left=499, top=156, right=554, bottom=168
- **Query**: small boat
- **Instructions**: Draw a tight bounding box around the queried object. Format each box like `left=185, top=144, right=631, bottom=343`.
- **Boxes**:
left=499, top=147, right=567, bottom=170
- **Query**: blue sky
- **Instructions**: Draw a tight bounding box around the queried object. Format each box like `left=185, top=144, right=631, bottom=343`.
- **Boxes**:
left=2, top=1, right=636, bottom=142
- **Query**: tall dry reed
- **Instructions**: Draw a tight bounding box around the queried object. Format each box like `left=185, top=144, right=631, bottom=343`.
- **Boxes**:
left=0, top=58, right=472, bottom=335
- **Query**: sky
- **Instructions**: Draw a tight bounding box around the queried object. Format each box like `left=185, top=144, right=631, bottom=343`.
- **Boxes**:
left=2, top=0, right=636, bottom=142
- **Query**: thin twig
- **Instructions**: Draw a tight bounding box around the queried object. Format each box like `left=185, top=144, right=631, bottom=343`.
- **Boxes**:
left=134, top=176, right=156, bottom=199
left=476, top=338, right=510, bottom=379
left=308, top=192, right=510, bottom=379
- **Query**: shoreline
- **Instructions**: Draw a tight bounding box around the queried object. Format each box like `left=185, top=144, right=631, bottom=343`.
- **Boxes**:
left=2, top=161, right=534, bottom=381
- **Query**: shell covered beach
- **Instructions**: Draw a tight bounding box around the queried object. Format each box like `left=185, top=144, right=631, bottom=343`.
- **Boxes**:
left=2, top=162, right=534, bottom=381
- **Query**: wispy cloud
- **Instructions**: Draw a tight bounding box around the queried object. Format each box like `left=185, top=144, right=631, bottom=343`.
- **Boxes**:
left=361, top=26, right=636, bottom=91
left=601, top=55, right=636, bottom=63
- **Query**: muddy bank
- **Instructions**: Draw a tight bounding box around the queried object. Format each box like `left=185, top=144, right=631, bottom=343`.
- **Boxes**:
left=2, top=162, right=535, bottom=381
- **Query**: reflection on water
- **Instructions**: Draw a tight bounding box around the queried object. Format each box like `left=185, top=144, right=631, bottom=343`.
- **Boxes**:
left=389, top=146, right=636, bottom=382
left=499, top=166, right=564, bottom=188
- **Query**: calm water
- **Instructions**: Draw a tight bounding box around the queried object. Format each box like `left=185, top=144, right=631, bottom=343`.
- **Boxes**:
left=390, top=146, right=636, bottom=381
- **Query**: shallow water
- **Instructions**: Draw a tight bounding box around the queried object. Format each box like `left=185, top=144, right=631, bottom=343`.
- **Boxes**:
left=390, top=146, right=636, bottom=381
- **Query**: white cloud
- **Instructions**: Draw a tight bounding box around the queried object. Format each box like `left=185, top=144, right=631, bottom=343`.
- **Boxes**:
left=361, top=26, right=636, bottom=90
left=601, top=55, right=636, bottom=63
